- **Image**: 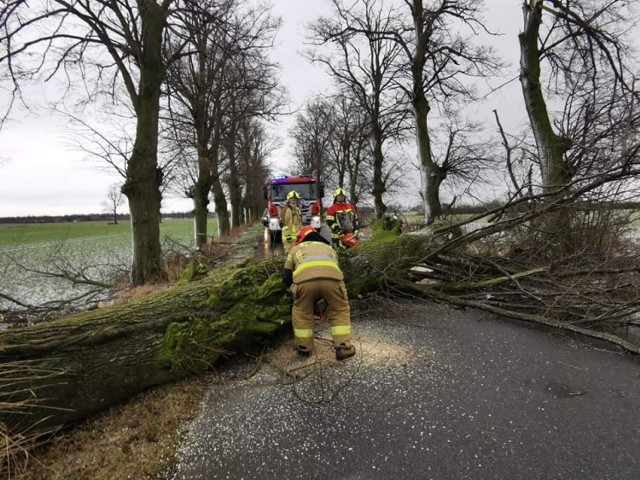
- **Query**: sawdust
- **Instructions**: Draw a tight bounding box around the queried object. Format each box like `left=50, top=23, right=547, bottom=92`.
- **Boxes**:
left=266, top=319, right=434, bottom=378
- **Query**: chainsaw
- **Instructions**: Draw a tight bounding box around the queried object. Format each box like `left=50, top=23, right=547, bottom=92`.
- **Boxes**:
left=338, top=232, right=360, bottom=249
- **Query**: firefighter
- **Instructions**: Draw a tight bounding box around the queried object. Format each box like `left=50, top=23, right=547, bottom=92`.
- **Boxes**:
left=281, top=190, right=303, bottom=254
left=326, top=188, right=360, bottom=248
left=282, top=225, right=356, bottom=361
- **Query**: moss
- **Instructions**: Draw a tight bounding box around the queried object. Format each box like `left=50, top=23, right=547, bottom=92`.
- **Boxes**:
left=372, top=215, right=403, bottom=235
left=159, top=319, right=234, bottom=374
left=177, top=257, right=208, bottom=284
left=159, top=264, right=291, bottom=374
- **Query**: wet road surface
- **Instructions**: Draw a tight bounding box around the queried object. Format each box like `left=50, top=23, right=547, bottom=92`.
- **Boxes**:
left=170, top=300, right=640, bottom=480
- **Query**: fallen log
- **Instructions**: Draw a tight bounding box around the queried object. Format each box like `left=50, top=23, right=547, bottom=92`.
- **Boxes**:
left=0, top=260, right=290, bottom=438
left=0, top=229, right=413, bottom=442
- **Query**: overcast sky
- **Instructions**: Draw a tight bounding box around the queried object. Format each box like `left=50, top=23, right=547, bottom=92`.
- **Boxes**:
left=0, top=0, right=526, bottom=217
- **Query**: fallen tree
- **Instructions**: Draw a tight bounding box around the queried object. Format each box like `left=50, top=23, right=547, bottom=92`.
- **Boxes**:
left=0, top=259, right=291, bottom=441
left=2, top=192, right=640, bottom=457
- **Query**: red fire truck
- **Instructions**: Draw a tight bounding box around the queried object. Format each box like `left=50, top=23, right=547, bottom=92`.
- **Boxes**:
left=262, top=172, right=324, bottom=238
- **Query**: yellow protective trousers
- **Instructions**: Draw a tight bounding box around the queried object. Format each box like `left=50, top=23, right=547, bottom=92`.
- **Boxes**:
left=290, top=278, right=352, bottom=350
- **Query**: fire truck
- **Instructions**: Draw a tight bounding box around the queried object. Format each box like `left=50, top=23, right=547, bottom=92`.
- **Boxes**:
left=262, top=172, right=324, bottom=238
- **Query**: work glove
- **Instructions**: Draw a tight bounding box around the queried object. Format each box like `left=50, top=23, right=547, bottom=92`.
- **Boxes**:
left=354, top=229, right=360, bottom=238
left=286, top=235, right=294, bottom=243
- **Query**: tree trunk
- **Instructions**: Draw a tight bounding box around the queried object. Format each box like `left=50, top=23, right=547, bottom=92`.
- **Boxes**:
left=212, top=176, right=230, bottom=236
left=209, top=139, right=230, bottom=237
left=519, top=0, right=573, bottom=192
left=226, top=138, right=243, bottom=228
left=414, top=94, right=445, bottom=225
left=424, top=162, right=445, bottom=223
left=121, top=1, right=166, bottom=285
left=410, top=0, right=442, bottom=226
left=0, top=262, right=290, bottom=437
left=193, top=154, right=213, bottom=249
left=371, top=121, right=387, bottom=219
left=519, top=0, right=574, bottom=249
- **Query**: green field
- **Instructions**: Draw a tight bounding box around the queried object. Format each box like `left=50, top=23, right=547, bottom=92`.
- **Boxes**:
left=0, top=218, right=219, bottom=248
left=0, top=218, right=219, bottom=310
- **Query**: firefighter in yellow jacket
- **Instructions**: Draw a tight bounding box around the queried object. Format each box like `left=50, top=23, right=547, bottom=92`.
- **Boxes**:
left=282, top=225, right=356, bottom=360
left=281, top=191, right=303, bottom=254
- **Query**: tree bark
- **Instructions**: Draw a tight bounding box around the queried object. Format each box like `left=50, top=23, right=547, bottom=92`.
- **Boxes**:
left=410, top=0, right=442, bottom=226
left=193, top=153, right=213, bottom=249
left=226, top=136, right=243, bottom=228
left=519, top=1, right=572, bottom=193
left=0, top=262, right=289, bottom=437
left=371, top=121, right=387, bottom=219
left=519, top=0, right=575, bottom=250
left=121, top=1, right=166, bottom=285
left=212, top=175, right=230, bottom=236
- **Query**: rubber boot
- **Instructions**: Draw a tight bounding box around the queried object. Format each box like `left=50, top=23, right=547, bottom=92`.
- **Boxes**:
left=335, top=343, right=356, bottom=361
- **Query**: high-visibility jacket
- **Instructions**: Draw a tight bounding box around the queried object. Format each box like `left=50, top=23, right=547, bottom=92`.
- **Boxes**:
left=326, top=201, right=359, bottom=238
left=281, top=204, right=303, bottom=242
left=284, top=241, right=344, bottom=284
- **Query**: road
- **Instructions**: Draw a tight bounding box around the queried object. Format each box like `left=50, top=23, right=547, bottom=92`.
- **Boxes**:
left=170, top=300, right=640, bottom=480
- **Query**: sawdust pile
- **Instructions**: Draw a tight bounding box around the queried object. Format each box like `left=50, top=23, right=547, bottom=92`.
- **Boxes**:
left=267, top=321, right=435, bottom=376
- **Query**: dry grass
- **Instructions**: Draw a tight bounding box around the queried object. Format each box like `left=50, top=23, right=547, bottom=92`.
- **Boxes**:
left=5, top=379, right=208, bottom=480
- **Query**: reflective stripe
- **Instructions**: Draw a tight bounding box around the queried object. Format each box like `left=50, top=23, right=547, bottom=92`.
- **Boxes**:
left=296, top=260, right=341, bottom=274
left=294, top=328, right=314, bottom=339
left=296, top=253, right=339, bottom=268
left=299, top=255, right=336, bottom=263
left=331, top=325, right=351, bottom=336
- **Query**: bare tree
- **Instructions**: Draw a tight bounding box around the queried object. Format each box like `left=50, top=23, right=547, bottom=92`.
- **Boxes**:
left=376, top=0, right=501, bottom=224
left=222, top=45, right=283, bottom=229
left=103, top=183, right=124, bottom=224
left=238, top=118, right=277, bottom=222
left=164, top=0, right=236, bottom=244
left=308, top=0, right=407, bottom=218
left=0, top=0, right=208, bottom=284
left=291, top=92, right=374, bottom=206
left=164, top=0, right=281, bottom=243
left=327, top=92, right=373, bottom=206
left=518, top=0, right=639, bottom=248
left=291, top=97, right=335, bottom=179
left=427, top=113, right=498, bottom=206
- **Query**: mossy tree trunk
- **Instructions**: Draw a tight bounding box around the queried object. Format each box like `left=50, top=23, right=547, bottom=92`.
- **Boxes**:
left=0, top=230, right=421, bottom=440
left=0, top=262, right=290, bottom=437
left=121, top=1, right=167, bottom=285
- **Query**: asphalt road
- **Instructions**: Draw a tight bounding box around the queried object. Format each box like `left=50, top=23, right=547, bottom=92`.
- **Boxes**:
left=170, top=300, right=640, bottom=480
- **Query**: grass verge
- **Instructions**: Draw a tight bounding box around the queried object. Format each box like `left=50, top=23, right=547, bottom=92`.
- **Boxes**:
left=8, top=378, right=208, bottom=480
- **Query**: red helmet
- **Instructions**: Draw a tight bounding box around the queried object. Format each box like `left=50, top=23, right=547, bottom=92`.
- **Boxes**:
left=295, top=226, right=316, bottom=245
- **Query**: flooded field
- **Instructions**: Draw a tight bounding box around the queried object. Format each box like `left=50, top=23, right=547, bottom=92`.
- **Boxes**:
left=0, top=219, right=217, bottom=311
